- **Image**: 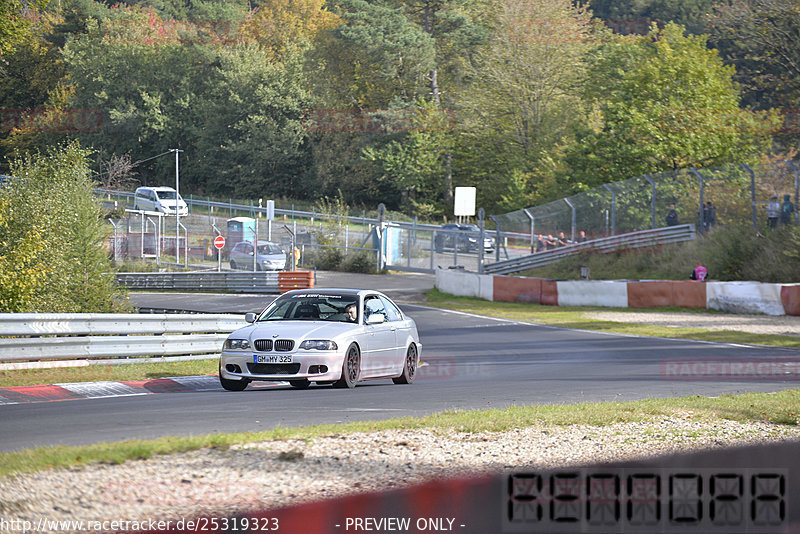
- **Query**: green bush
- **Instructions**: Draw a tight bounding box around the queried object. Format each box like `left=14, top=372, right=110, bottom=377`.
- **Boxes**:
left=341, top=251, right=376, bottom=274
left=0, top=142, right=129, bottom=312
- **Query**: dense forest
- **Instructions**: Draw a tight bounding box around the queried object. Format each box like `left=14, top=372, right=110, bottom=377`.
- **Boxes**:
left=1, top=0, right=797, bottom=218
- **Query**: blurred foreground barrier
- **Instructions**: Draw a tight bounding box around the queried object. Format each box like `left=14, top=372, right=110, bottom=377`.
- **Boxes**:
left=0, top=313, right=244, bottom=369
left=130, top=440, right=799, bottom=534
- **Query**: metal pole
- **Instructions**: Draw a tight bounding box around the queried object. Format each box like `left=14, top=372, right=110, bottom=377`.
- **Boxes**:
left=691, top=168, right=705, bottom=232
left=564, top=198, right=576, bottom=242
left=741, top=164, right=757, bottom=229
left=377, top=203, right=385, bottom=271
left=645, top=175, right=656, bottom=229
left=523, top=208, right=535, bottom=252
left=478, top=208, right=485, bottom=273
left=172, top=148, right=182, bottom=264
left=603, top=185, right=616, bottom=236
left=786, top=160, right=800, bottom=225
left=489, top=215, right=501, bottom=262
left=253, top=218, right=258, bottom=272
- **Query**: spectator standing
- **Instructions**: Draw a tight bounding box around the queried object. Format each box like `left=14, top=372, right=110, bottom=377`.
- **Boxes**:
left=705, top=201, right=716, bottom=229
left=577, top=230, right=588, bottom=243
left=689, top=261, right=708, bottom=281
left=780, top=194, right=795, bottom=225
left=766, top=195, right=780, bottom=229
left=665, top=204, right=679, bottom=226
left=557, top=232, right=570, bottom=247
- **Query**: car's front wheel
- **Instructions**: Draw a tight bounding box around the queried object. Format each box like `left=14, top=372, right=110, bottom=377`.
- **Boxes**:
left=334, top=343, right=360, bottom=389
left=393, top=344, right=418, bottom=384
left=219, top=372, right=249, bottom=391
left=289, top=379, right=310, bottom=389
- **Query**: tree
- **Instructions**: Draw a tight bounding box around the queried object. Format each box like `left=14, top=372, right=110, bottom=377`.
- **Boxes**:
left=0, top=142, right=127, bottom=312
left=707, top=0, right=800, bottom=112
left=455, top=0, right=598, bottom=210
left=564, top=23, right=778, bottom=189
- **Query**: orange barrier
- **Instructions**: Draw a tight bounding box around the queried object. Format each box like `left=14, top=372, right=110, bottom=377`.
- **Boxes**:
left=493, top=275, right=542, bottom=303
left=278, top=270, right=315, bottom=293
left=540, top=280, right=558, bottom=306
left=628, top=281, right=706, bottom=309
left=781, top=285, right=800, bottom=316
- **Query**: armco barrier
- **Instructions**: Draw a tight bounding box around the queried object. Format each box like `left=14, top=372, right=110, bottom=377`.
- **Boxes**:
left=0, top=313, right=244, bottom=367
left=278, top=271, right=315, bottom=292
left=707, top=281, right=786, bottom=315
left=628, top=281, right=707, bottom=308
left=781, top=284, right=800, bottom=316
left=116, top=271, right=280, bottom=293
left=556, top=280, right=628, bottom=307
left=434, top=269, right=493, bottom=300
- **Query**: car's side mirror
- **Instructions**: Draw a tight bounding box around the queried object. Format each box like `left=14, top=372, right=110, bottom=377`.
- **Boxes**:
left=245, top=312, right=257, bottom=323
left=366, top=313, right=385, bottom=325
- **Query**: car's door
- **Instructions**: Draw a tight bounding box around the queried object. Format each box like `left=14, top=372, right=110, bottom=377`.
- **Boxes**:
left=379, top=295, right=407, bottom=374
left=361, top=295, right=397, bottom=377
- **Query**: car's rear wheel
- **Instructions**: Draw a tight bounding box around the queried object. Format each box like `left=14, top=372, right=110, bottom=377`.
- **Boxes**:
left=289, top=379, right=310, bottom=389
left=393, top=344, right=418, bottom=384
left=334, top=343, right=360, bottom=389
left=230, top=260, right=237, bottom=269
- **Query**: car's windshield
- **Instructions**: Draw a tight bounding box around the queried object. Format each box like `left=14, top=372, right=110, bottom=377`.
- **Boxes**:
left=156, top=190, right=177, bottom=200
left=257, top=244, right=283, bottom=255
left=259, top=293, right=359, bottom=322
left=461, top=224, right=479, bottom=232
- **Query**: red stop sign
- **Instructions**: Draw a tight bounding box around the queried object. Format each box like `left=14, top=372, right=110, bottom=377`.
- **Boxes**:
left=213, top=235, right=226, bottom=249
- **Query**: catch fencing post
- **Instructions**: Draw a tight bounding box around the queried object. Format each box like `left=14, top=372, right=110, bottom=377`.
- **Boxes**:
left=741, top=164, right=757, bottom=229
left=564, top=198, right=576, bottom=242
left=691, top=168, right=705, bottom=232
left=645, top=175, right=656, bottom=229
left=603, top=185, right=616, bottom=236
left=787, top=160, right=800, bottom=225
left=478, top=208, right=485, bottom=273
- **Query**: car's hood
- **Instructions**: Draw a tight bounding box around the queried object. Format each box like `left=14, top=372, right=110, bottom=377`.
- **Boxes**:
left=256, top=253, right=285, bottom=261
left=232, top=320, right=358, bottom=341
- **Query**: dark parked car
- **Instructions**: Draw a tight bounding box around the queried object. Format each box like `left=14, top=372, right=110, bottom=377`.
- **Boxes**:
left=434, top=223, right=495, bottom=253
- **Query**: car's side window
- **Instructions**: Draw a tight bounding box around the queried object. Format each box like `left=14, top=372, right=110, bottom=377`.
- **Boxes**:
left=378, top=296, right=402, bottom=321
left=364, top=296, right=386, bottom=322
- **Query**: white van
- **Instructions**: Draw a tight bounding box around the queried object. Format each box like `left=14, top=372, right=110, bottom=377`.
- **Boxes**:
left=133, top=186, right=188, bottom=216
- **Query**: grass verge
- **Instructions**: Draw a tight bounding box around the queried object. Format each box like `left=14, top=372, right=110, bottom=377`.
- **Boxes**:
left=2, top=388, right=798, bottom=478
left=424, top=289, right=800, bottom=348
left=0, top=359, right=219, bottom=388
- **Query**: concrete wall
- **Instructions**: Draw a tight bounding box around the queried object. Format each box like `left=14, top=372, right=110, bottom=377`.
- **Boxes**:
left=434, top=269, right=797, bottom=315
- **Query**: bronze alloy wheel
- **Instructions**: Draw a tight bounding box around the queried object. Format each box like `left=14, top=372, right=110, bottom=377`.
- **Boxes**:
left=334, top=343, right=360, bottom=388
left=393, top=344, right=417, bottom=385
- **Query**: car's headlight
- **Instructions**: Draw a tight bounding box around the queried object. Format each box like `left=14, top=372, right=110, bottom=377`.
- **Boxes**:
left=299, top=340, right=338, bottom=350
left=224, top=338, right=250, bottom=350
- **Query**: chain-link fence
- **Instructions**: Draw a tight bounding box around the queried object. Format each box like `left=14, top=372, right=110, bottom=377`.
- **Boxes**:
left=493, top=161, right=800, bottom=245
left=102, top=161, right=799, bottom=274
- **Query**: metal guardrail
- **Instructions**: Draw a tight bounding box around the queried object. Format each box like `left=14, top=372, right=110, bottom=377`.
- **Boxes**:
left=97, top=189, right=445, bottom=232
left=116, top=271, right=280, bottom=293
left=0, top=313, right=245, bottom=366
left=484, top=224, right=696, bottom=275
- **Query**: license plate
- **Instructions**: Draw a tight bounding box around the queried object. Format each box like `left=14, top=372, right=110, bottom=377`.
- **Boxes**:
left=254, top=354, right=293, bottom=364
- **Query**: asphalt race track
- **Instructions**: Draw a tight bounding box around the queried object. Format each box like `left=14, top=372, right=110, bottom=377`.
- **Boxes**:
left=1, top=294, right=799, bottom=452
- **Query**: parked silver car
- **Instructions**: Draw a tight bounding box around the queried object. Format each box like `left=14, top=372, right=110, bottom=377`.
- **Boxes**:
left=219, top=289, right=421, bottom=390
left=229, top=241, right=286, bottom=271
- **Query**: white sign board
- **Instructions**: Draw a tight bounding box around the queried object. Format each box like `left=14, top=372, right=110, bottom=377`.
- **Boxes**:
left=454, top=187, right=476, bottom=216
left=266, top=199, right=275, bottom=221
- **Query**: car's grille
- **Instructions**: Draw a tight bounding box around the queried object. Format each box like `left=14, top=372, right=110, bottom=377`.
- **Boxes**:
left=274, top=339, right=294, bottom=352
left=254, top=339, right=273, bottom=352
left=247, top=363, right=301, bottom=375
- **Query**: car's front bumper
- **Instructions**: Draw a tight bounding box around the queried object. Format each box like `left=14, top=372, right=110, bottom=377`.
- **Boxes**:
left=220, top=349, right=344, bottom=382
